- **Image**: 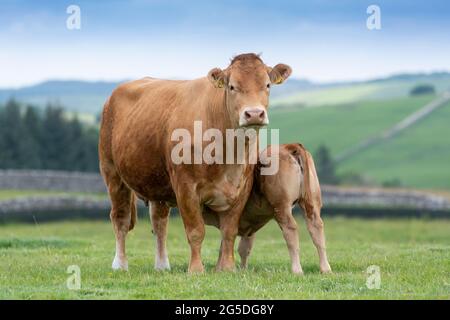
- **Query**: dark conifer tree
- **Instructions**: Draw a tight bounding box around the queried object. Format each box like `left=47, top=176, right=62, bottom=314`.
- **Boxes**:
left=314, top=145, right=339, bottom=185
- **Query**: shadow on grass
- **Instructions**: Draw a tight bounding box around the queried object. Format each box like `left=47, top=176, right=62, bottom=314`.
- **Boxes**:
left=134, top=261, right=347, bottom=276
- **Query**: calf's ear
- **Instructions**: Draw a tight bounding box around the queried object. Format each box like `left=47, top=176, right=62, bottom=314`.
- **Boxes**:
left=269, top=63, right=292, bottom=85
left=208, top=68, right=226, bottom=88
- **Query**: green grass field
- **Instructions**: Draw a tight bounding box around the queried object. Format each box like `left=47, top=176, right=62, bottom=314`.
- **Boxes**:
left=269, top=95, right=434, bottom=156
left=273, top=83, right=381, bottom=107
left=339, top=101, right=450, bottom=189
left=269, top=95, right=450, bottom=189
left=1, top=217, right=449, bottom=299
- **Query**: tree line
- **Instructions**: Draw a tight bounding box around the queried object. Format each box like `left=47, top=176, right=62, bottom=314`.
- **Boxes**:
left=0, top=100, right=99, bottom=172
left=0, top=98, right=344, bottom=184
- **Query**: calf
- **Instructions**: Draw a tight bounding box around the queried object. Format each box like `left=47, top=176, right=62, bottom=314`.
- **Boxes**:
left=204, top=143, right=332, bottom=274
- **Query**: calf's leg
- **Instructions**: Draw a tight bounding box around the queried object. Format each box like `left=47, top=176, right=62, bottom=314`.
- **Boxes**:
left=274, top=206, right=303, bottom=274
left=150, top=201, right=171, bottom=270
left=303, top=209, right=332, bottom=273
left=238, top=234, right=255, bottom=269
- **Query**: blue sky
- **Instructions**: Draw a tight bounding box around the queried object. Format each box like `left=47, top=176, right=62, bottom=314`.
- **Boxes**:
left=1, top=0, right=449, bottom=87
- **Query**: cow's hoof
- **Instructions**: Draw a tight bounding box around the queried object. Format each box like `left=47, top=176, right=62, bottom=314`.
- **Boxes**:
left=188, top=263, right=205, bottom=274
left=112, top=256, right=128, bottom=271
left=320, top=267, right=332, bottom=274
left=320, top=262, right=332, bottom=274
left=155, top=258, right=171, bottom=271
left=239, top=263, right=248, bottom=270
left=215, top=264, right=236, bottom=272
left=292, top=268, right=304, bottom=275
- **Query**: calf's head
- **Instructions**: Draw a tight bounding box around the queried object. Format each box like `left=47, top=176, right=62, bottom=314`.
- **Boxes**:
left=208, top=53, right=292, bottom=128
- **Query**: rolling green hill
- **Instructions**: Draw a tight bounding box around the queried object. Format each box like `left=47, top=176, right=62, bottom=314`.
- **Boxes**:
left=272, top=73, right=450, bottom=108
left=1, top=74, right=449, bottom=190
left=1, top=73, right=449, bottom=114
left=338, top=100, right=450, bottom=189
left=269, top=94, right=450, bottom=189
left=0, top=80, right=121, bottom=115
left=269, top=95, right=434, bottom=155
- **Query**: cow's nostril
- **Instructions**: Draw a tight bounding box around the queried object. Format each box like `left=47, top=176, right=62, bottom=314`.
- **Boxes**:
left=242, top=108, right=266, bottom=125
left=258, top=110, right=265, bottom=119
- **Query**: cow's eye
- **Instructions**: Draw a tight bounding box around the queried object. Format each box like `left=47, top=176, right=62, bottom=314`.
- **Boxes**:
left=229, top=85, right=235, bottom=91
left=266, top=83, right=271, bottom=89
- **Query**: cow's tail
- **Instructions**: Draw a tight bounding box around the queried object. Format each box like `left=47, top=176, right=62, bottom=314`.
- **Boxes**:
left=129, top=192, right=137, bottom=231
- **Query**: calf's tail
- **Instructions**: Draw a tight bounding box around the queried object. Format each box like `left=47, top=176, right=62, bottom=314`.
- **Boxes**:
left=291, top=143, right=322, bottom=218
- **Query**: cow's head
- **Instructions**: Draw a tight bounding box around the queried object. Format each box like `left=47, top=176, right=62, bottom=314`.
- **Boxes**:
left=208, top=53, right=291, bottom=128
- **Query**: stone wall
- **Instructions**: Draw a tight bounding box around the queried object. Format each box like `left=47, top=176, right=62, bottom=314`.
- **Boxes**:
left=0, top=196, right=110, bottom=214
left=322, top=186, right=450, bottom=211
left=1, top=170, right=450, bottom=218
left=0, top=170, right=106, bottom=193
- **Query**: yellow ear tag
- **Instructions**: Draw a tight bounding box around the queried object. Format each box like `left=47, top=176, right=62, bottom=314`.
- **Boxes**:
left=275, top=76, right=283, bottom=84
left=217, top=79, right=224, bottom=88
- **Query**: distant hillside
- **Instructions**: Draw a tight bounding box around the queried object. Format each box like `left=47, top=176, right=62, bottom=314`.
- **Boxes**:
left=338, top=99, right=450, bottom=189
left=0, top=78, right=315, bottom=114
left=269, top=93, right=450, bottom=190
left=1, top=72, right=450, bottom=114
left=272, top=72, right=450, bottom=108
left=1, top=74, right=450, bottom=190
left=0, top=80, right=123, bottom=114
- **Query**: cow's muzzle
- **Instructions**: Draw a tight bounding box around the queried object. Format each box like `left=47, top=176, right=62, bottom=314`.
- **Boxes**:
left=239, top=106, right=269, bottom=127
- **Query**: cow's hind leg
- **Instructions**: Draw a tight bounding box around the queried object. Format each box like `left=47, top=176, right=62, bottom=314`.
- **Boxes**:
left=102, top=165, right=135, bottom=271
left=238, top=234, right=255, bottom=269
left=150, top=201, right=171, bottom=270
left=302, top=207, right=332, bottom=274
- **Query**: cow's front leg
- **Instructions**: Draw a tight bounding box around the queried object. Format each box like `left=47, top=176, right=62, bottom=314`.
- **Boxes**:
left=216, top=208, right=241, bottom=272
left=274, top=206, right=303, bottom=274
left=177, top=190, right=205, bottom=274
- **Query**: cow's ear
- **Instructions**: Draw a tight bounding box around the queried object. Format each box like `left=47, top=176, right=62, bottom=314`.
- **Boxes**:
left=208, top=68, right=226, bottom=88
left=269, top=63, right=292, bottom=85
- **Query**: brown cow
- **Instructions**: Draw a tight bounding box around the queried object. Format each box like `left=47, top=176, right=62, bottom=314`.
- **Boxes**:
left=99, top=53, right=292, bottom=273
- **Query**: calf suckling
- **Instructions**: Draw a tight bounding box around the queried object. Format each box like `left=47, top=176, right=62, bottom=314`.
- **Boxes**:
left=204, top=143, right=332, bottom=274
left=99, top=53, right=331, bottom=274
